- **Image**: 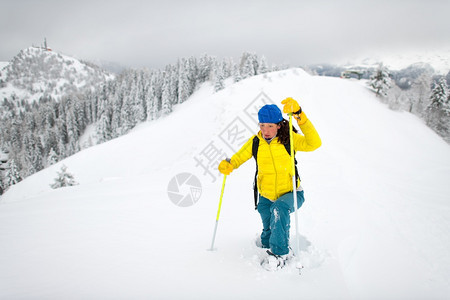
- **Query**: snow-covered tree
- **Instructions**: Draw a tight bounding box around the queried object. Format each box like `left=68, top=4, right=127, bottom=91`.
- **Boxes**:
left=111, top=91, right=123, bottom=138
left=135, top=71, right=147, bottom=122
left=408, top=73, right=433, bottom=115
left=146, top=74, right=159, bottom=121
left=31, top=134, right=44, bottom=173
left=197, top=54, right=213, bottom=84
left=0, top=50, right=283, bottom=186
left=221, top=58, right=233, bottom=80
left=120, top=85, right=137, bottom=135
left=47, top=147, right=58, bottom=166
left=426, top=77, right=450, bottom=138
left=160, top=66, right=178, bottom=116
left=0, top=174, right=5, bottom=195
left=258, top=56, right=269, bottom=74
left=240, top=52, right=257, bottom=79
left=368, top=64, right=392, bottom=97
left=233, top=63, right=242, bottom=83
left=4, top=159, right=21, bottom=188
left=96, top=112, right=112, bottom=143
left=161, top=73, right=172, bottom=115
left=50, top=164, right=78, bottom=189
left=428, top=77, right=449, bottom=112
left=213, top=62, right=225, bottom=92
left=178, top=58, right=193, bottom=104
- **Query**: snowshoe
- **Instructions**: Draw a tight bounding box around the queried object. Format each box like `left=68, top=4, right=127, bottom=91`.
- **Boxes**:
left=261, top=250, right=289, bottom=271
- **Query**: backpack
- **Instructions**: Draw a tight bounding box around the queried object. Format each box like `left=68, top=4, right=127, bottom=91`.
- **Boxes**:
left=252, top=136, right=300, bottom=209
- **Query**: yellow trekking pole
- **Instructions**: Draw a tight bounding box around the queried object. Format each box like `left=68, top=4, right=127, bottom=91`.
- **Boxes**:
left=288, top=113, right=303, bottom=273
left=209, top=174, right=227, bottom=251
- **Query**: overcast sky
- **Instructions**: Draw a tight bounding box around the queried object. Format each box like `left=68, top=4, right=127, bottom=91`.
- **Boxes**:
left=1, top=0, right=449, bottom=69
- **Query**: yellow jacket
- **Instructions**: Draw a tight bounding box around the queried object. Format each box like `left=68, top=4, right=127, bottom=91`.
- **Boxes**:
left=230, top=119, right=321, bottom=201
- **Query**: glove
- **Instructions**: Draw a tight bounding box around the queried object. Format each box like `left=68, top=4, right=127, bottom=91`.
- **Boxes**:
left=282, top=97, right=308, bottom=125
left=218, top=159, right=233, bottom=175
left=281, top=97, right=301, bottom=114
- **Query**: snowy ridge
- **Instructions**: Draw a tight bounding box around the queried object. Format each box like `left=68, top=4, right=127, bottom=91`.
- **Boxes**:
left=0, top=61, right=8, bottom=71
left=1, top=69, right=450, bottom=299
left=0, top=47, right=113, bottom=102
left=342, top=48, right=450, bottom=74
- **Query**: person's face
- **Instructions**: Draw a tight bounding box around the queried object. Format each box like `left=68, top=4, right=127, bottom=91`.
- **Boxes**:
left=259, top=123, right=281, bottom=139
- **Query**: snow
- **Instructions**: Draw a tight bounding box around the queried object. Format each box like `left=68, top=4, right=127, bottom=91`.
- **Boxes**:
left=342, top=48, right=450, bottom=74
left=1, top=68, right=450, bottom=299
left=0, top=61, right=8, bottom=71
left=0, top=47, right=114, bottom=103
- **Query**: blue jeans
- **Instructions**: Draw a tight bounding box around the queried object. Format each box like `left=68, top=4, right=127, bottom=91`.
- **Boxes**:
left=257, top=191, right=305, bottom=256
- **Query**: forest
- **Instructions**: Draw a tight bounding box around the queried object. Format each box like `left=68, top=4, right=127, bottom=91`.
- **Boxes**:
left=0, top=51, right=274, bottom=192
left=0, top=48, right=449, bottom=194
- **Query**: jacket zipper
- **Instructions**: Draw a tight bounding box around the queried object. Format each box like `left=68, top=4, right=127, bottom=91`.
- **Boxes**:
left=268, top=141, right=278, bottom=199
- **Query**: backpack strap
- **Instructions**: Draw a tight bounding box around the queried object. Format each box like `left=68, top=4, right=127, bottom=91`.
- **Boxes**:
left=252, top=136, right=260, bottom=210
left=252, top=135, right=301, bottom=210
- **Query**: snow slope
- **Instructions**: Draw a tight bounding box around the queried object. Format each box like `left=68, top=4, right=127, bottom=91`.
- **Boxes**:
left=1, top=69, right=450, bottom=299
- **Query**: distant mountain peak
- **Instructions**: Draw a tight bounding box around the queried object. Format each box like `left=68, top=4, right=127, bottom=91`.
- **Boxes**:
left=344, top=49, right=450, bottom=74
left=0, top=46, right=114, bottom=102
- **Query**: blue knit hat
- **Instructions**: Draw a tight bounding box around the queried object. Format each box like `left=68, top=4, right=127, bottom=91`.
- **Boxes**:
left=258, top=104, right=283, bottom=123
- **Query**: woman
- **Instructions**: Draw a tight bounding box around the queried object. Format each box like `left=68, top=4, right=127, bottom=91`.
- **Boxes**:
left=218, top=97, right=321, bottom=269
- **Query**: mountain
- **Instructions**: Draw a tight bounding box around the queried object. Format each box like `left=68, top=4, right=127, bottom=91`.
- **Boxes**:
left=0, top=47, right=114, bottom=102
left=341, top=49, right=450, bottom=74
left=0, top=61, right=8, bottom=71
left=1, top=69, right=450, bottom=299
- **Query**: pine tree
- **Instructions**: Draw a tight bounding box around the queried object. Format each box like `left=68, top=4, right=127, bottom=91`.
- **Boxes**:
left=409, top=73, right=433, bottom=116
left=135, top=70, right=147, bottom=122
left=197, top=54, right=213, bottom=83
left=0, top=174, right=5, bottom=195
left=426, top=77, right=450, bottom=138
left=50, top=164, right=78, bottom=189
left=152, top=70, right=163, bottom=116
left=239, top=52, right=258, bottom=79
left=47, top=148, right=58, bottom=167
left=57, top=138, right=66, bottom=160
left=4, top=159, right=21, bottom=188
left=32, top=134, right=44, bottom=173
left=233, top=63, right=242, bottom=83
left=213, top=61, right=225, bottom=92
left=21, top=131, right=35, bottom=176
left=161, top=70, right=173, bottom=115
left=111, top=91, right=123, bottom=138
left=178, top=58, right=192, bottom=104
left=73, top=95, right=87, bottom=135
left=368, top=64, right=392, bottom=97
left=97, top=111, right=112, bottom=143
left=240, top=53, right=255, bottom=79
left=428, top=77, right=449, bottom=112
left=258, top=56, right=269, bottom=74
left=169, top=65, right=179, bottom=105
left=221, top=58, right=232, bottom=79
